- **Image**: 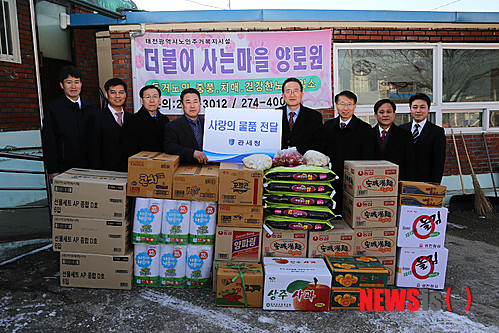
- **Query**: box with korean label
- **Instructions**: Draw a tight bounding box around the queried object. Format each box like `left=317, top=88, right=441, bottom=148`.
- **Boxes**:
left=173, top=165, right=219, bottom=201
left=397, top=205, right=448, bottom=248
left=307, top=220, right=355, bottom=258
left=127, top=152, right=180, bottom=199
left=214, top=226, right=262, bottom=262
left=343, top=192, right=397, bottom=229
left=217, top=204, right=263, bottom=228
left=263, top=257, right=331, bottom=311
left=324, top=255, right=388, bottom=289
left=343, top=160, right=399, bottom=197
left=354, top=227, right=397, bottom=257
left=395, top=247, right=448, bottom=290
left=399, top=181, right=447, bottom=197
left=216, top=263, right=264, bottom=307
left=331, top=288, right=361, bottom=310
left=219, top=163, right=264, bottom=205
left=53, top=216, right=129, bottom=255
left=398, top=194, right=444, bottom=208
left=52, top=168, right=129, bottom=220
left=262, top=228, right=307, bottom=258
left=60, top=250, right=133, bottom=290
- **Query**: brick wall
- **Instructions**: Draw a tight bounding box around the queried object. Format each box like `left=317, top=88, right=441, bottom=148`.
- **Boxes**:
left=0, top=0, right=38, bottom=132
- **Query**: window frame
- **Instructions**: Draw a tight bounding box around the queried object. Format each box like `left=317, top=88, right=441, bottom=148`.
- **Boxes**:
left=0, top=0, right=21, bottom=63
left=333, top=43, right=499, bottom=134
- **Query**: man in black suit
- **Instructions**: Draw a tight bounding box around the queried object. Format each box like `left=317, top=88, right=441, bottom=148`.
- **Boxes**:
left=400, top=93, right=446, bottom=184
left=372, top=99, right=415, bottom=181
left=318, top=90, right=374, bottom=213
left=88, top=78, right=130, bottom=172
left=123, top=85, right=169, bottom=157
left=164, top=88, right=208, bottom=164
left=278, top=77, right=323, bottom=154
left=42, top=66, right=98, bottom=182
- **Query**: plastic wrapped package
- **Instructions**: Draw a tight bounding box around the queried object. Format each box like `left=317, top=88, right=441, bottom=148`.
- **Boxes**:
left=272, top=147, right=304, bottom=167
left=303, top=150, right=330, bottom=167
left=242, top=154, right=273, bottom=170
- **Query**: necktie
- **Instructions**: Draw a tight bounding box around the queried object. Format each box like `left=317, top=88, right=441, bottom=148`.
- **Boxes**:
left=412, top=123, right=420, bottom=143
left=288, top=112, right=296, bottom=131
left=381, top=129, right=387, bottom=142
left=116, top=112, right=123, bottom=126
left=193, top=122, right=203, bottom=149
left=340, top=122, right=346, bottom=130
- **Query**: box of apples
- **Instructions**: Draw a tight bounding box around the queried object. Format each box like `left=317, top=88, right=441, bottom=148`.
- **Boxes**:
left=262, top=257, right=332, bottom=311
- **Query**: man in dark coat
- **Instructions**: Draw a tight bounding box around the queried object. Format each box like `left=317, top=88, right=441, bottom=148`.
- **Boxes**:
left=88, top=78, right=131, bottom=172
left=164, top=88, right=208, bottom=164
left=278, top=77, right=323, bottom=155
left=371, top=99, right=415, bottom=181
left=400, top=93, right=446, bottom=184
left=123, top=85, right=169, bottom=157
left=42, top=66, right=98, bottom=182
left=318, top=90, right=374, bottom=213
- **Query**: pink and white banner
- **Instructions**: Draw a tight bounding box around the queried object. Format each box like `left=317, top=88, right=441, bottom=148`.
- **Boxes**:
left=132, top=30, right=332, bottom=114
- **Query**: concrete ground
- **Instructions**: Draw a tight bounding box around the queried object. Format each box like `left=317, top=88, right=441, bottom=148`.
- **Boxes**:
left=0, top=208, right=498, bottom=332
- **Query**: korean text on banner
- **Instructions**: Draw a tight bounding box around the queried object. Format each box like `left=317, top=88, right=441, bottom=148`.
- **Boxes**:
left=133, top=30, right=333, bottom=114
left=203, top=108, right=282, bottom=162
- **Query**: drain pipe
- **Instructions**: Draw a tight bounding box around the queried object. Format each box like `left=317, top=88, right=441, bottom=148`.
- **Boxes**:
left=29, top=0, right=44, bottom=128
left=130, top=23, right=146, bottom=39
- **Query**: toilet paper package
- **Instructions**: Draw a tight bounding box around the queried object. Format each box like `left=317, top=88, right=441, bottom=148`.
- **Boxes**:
left=159, top=244, right=187, bottom=287
left=132, top=198, right=163, bottom=244
left=134, top=244, right=160, bottom=286
left=189, top=201, right=217, bottom=245
left=161, top=199, right=191, bottom=244
left=186, top=244, right=214, bottom=288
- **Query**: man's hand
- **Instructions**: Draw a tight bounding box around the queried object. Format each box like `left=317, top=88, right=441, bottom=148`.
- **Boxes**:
left=193, top=150, right=209, bottom=164
left=49, top=173, right=60, bottom=183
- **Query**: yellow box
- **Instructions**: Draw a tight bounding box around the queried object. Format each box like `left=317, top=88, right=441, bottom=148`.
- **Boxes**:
left=173, top=165, right=219, bottom=201
left=398, top=194, right=444, bottom=207
left=217, top=204, right=263, bottom=228
left=399, top=181, right=447, bottom=197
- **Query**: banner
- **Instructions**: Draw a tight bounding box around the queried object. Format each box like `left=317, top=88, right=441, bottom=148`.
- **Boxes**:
left=203, top=108, right=282, bottom=162
left=132, top=30, right=332, bottom=114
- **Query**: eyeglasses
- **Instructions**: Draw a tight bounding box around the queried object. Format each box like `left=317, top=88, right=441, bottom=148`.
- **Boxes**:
left=284, top=89, right=301, bottom=95
left=337, top=103, right=355, bottom=107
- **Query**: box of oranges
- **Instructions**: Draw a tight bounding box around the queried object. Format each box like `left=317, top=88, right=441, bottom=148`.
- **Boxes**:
left=324, top=255, right=388, bottom=289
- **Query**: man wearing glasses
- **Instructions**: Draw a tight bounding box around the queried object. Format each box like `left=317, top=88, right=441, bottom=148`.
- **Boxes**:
left=123, top=85, right=169, bottom=157
left=279, top=77, right=323, bottom=155
left=318, top=90, right=374, bottom=214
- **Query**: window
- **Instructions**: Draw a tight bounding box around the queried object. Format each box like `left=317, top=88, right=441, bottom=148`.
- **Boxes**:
left=0, top=0, right=20, bottom=63
left=442, top=110, right=483, bottom=128
left=490, top=110, right=499, bottom=127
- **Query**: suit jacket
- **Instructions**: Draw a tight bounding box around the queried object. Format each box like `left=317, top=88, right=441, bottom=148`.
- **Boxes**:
left=164, top=116, right=204, bottom=164
left=123, top=107, right=169, bottom=158
left=400, top=121, right=446, bottom=184
left=41, top=95, right=98, bottom=174
left=88, top=107, right=131, bottom=172
left=279, top=104, right=323, bottom=155
left=372, top=124, right=416, bottom=181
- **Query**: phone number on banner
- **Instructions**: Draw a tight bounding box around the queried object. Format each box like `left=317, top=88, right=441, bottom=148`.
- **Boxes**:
left=161, top=96, right=285, bottom=110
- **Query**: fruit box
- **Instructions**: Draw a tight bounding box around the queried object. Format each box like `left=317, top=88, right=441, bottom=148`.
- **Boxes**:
left=324, top=255, right=388, bottom=288
left=216, top=263, right=264, bottom=308
left=263, top=257, right=331, bottom=311
left=331, top=288, right=361, bottom=310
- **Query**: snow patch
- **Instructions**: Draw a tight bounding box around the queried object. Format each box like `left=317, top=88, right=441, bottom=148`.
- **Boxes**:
left=448, top=223, right=467, bottom=229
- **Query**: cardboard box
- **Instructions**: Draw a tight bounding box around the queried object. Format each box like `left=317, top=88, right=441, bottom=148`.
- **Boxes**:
left=399, top=181, right=447, bottom=197
left=343, top=192, right=397, bottom=229
left=354, top=227, right=397, bottom=257
left=53, top=216, right=129, bottom=255
left=395, top=247, right=449, bottom=290
left=343, top=160, right=399, bottom=197
left=217, top=205, right=263, bottom=228
left=52, top=168, right=129, bottom=220
left=324, top=255, right=388, bottom=288
left=214, top=227, right=262, bottom=262
left=216, top=263, right=264, bottom=307
left=397, top=206, right=448, bottom=248
left=218, top=163, right=264, bottom=205
left=60, top=250, right=133, bottom=290
left=263, top=257, right=331, bottom=311
left=376, top=256, right=396, bottom=286
left=173, top=165, right=219, bottom=201
left=127, top=152, right=180, bottom=199
left=212, top=260, right=257, bottom=292
left=331, top=288, right=361, bottom=310
left=399, top=194, right=444, bottom=207
left=262, top=229, right=308, bottom=258
left=307, top=220, right=355, bottom=258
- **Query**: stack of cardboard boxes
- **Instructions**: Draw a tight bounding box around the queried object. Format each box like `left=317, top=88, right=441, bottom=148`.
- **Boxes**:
left=52, top=168, right=133, bottom=290
left=395, top=181, right=449, bottom=290
left=342, top=160, right=399, bottom=286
